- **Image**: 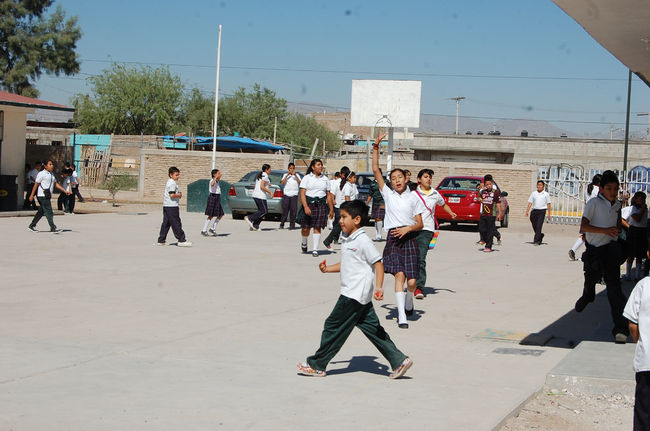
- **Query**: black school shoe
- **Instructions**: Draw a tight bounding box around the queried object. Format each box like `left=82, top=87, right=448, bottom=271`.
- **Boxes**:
left=398, top=323, right=409, bottom=329
left=574, top=296, right=593, bottom=312
left=301, top=244, right=308, bottom=254
left=405, top=307, right=414, bottom=316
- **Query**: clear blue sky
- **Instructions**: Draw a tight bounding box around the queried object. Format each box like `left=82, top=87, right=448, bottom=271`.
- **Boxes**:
left=36, top=0, right=650, bottom=136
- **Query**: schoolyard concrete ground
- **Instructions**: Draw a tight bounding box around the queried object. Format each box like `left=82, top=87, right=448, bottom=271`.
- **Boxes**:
left=0, top=202, right=637, bottom=430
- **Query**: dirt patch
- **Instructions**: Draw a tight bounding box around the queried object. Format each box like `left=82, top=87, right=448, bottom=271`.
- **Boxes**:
left=499, top=387, right=633, bottom=430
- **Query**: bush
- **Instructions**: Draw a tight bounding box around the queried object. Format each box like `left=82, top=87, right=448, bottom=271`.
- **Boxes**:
left=104, top=174, right=137, bottom=206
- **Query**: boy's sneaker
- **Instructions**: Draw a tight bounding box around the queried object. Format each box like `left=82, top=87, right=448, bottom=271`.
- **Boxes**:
left=375, top=236, right=382, bottom=241
left=389, top=357, right=413, bottom=379
left=476, top=240, right=485, bottom=245
left=201, top=231, right=209, bottom=236
left=568, top=249, right=576, bottom=261
left=279, top=223, right=284, bottom=229
left=312, top=250, right=319, bottom=257
left=27, top=225, right=37, bottom=232
left=177, top=241, right=193, bottom=247
left=297, top=362, right=326, bottom=377
left=301, top=244, right=308, bottom=254
left=414, top=288, right=424, bottom=299
left=209, top=229, right=217, bottom=236
left=156, top=242, right=166, bottom=246
left=614, top=333, right=627, bottom=344
left=244, top=216, right=255, bottom=230
left=51, top=228, right=63, bottom=234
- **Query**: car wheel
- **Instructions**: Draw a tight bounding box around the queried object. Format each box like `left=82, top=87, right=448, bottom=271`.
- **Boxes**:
left=231, top=212, right=244, bottom=220
left=500, top=209, right=509, bottom=228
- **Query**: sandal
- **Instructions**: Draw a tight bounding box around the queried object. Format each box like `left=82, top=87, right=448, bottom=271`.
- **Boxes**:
left=389, top=357, right=413, bottom=379
left=297, top=362, right=326, bottom=377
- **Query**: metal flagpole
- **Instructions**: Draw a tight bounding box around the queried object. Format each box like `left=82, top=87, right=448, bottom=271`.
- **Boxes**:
left=211, top=25, right=222, bottom=170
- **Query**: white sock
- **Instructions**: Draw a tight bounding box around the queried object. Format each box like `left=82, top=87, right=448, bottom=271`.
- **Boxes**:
left=203, top=219, right=211, bottom=232
left=376, top=221, right=383, bottom=238
left=301, top=236, right=308, bottom=246
left=312, top=233, right=321, bottom=251
left=571, top=238, right=583, bottom=253
left=395, top=291, right=407, bottom=324
left=626, top=261, right=633, bottom=278
left=211, top=218, right=219, bottom=231
left=405, top=290, right=414, bottom=311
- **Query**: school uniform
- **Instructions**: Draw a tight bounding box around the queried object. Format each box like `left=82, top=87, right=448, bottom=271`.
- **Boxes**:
left=71, top=169, right=84, bottom=202
left=57, top=176, right=71, bottom=211
left=625, top=205, right=648, bottom=259
left=248, top=172, right=270, bottom=229
left=24, top=168, right=39, bottom=209
left=369, top=180, right=385, bottom=219
left=414, top=187, right=446, bottom=291
left=306, top=228, right=407, bottom=372
left=299, top=173, right=330, bottom=229
left=349, top=183, right=359, bottom=201
left=478, top=188, right=501, bottom=249
left=381, top=184, right=426, bottom=279
left=623, top=277, right=650, bottom=430
left=323, top=180, right=352, bottom=247
left=205, top=178, right=224, bottom=218
left=157, top=178, right=187, bottom=243
left=576, top=193, right=628, bottom=337
left=28, top=170, right=58, bottom=231
left=280, top=172, right=301, bottom=228
left=528, top=190, right=550, bottom=244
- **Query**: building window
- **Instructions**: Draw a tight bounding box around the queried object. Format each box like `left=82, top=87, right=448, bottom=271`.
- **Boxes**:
left=51, top=140, right=63, bottom=146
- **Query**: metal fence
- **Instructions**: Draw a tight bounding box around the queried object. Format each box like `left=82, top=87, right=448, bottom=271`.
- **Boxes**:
left=538, top=164, right=650, bottom=225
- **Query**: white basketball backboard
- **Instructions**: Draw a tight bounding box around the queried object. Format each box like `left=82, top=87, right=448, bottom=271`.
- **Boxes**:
left=350, top=80, right=421, bottom=128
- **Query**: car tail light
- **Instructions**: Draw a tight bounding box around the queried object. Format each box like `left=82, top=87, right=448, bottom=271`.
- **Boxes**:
left=229, top=186, right=236, bottom=196
left=273, top=189, right=283, bottom=198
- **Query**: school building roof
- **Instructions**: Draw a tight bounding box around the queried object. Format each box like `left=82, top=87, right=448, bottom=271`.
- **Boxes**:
left=0, top=90, right=74, bottom=111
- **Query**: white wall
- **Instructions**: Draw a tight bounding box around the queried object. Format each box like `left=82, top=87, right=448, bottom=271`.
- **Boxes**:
left=1, top=106, right=33, bottom=207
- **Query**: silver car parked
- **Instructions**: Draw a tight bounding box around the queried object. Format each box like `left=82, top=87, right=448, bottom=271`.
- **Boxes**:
left=227, top=169, right=297, bottom=220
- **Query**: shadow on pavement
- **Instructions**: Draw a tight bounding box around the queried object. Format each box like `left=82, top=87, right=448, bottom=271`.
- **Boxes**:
left=521, top=280, right=636, bottom=348
left=327, top=356, right=392, bottom=377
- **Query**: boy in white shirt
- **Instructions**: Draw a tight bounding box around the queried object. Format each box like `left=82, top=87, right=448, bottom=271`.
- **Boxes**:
left=297, top=200, right=412, bottom=379
left=157, top=166, right=191, bottom=247
left=525, top=180, right=552, bottom=245
left=623, top=276, right=650, bottom=430
left=28, top=160, right=70, bottom=233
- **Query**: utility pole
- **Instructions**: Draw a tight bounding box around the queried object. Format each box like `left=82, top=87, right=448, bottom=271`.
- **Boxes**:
left=638, top=113, right=650, bottom=140
left=211, top=25, right=223, bottom=170
left=623, top=69, right=632, bottom=172
left=273, top=116, right=277, bottom=144
left=450, top=97, right=465, bottom=135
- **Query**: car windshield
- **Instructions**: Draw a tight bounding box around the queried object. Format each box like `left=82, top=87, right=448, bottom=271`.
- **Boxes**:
left=437, top=177, right=481, bottom=191
left=356, top=175, right=374, bottom=187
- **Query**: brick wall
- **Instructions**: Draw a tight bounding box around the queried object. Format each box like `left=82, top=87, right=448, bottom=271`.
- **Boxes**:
left=140, top=149, right=289, bottom=200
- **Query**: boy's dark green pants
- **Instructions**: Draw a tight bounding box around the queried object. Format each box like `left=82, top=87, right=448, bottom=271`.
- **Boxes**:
left=415, top=230, right=434, bottom=290
left=307, top=295, right=407, bottom=372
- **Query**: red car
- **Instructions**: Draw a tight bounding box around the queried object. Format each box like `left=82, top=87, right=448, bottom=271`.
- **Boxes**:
left=436, top=176, right=509, bottom=227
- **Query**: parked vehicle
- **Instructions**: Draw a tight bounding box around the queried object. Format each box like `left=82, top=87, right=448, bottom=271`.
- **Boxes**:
left=436, top=175, right=509, bottom=227
left=355, top=172, right=375, bottom=204
left=227, top=169, right=297, bottom=220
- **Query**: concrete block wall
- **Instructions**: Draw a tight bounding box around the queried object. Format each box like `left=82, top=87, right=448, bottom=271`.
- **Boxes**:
left=140, top=149, right=289, bottom=201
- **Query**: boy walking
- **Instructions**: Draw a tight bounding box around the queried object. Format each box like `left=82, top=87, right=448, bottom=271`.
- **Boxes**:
left=525, top=180, right=551, bottom=245
left=623, top=276, right=650, bottom=430
left=157, top=167, right=192, bottom=247
left=27, top=160, right=70, bottom=233
left=297, top=200, right=412, bottom=379
left=574, top=170, right=628, bottom=342
left=477, top=175, right=502, bottom=252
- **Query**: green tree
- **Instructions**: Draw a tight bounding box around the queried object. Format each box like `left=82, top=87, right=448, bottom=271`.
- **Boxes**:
left=73, top=64, right=184, bottom=135
left=217, top=84, right=288, bottom=139
left=180, top=88, right=215, bottom=136
left=278, top=112, right=341, bottom=155
left=0, top=0, right=81, bottom=97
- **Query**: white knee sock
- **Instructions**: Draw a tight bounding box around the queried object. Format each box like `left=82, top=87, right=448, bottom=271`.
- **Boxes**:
left=211, top=218, right=219, bottom=231
left=405, top=290, right=414, bottom=311
left=395, top=291, right=407, bottom=324
left=376, top=221, right=383, bottom=238
left=626, top=261, right=633, bottom=278
left=571, top=237, right=584, bottom=253
left=202, top=219, right=211, bottom=232
left=312, top=233, right=321, bottom=251
left=301, top=236, right=308, bottom=247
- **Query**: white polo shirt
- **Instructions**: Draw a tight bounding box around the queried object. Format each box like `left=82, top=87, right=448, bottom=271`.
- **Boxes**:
left=528, top=190, right=551, bottom=210
left=300, top=173, right=329, bottom=198
left=340, top=228, right=382, bottom=305
left=252, top=172, right=270, bottom=200
left=415, top=187, right=446, bottom=232
left=26, top=168, right=39, bottom=185
left=163, top=178, right=179, bottom=207
left=623, top=277, right=650, bottom=373
left=209, top=179, right=221, bottom=194
left=281, top=173, right=301, bottom=197
left=381, top=184, right=426, bottom=230
left=330, top=178, right=347, bottom=208
left=35, top=170, right=56, bottom=198
left=582, top=193, right=621, bottom=247
left=628, top=206, right=648, bottom=228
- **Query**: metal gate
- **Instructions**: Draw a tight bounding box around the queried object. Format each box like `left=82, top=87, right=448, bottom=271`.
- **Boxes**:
left=538, top=164, right=650, bottom=225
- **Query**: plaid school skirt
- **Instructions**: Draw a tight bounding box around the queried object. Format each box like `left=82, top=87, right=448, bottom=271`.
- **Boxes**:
left=383, top=229, right=420, bottom=279
left=205, top=193, right=224, bottom=217
left=371, top=203, right=385, bottom=219
left=300, top=201, right=329, bottom=229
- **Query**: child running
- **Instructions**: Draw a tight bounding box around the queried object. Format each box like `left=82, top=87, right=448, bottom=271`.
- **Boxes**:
left=323, top=166, right=350, bottom=250
left=157, top=166, right=192, bottom=247
left=245, top=164, right=272, bottom=231
left=366, top=170, right=386, bottom=241
left=372, top=133, right=425, bottom=328
left=477, top=175, right=502, bottom=252
left=299, top=159, right=334, bottom=257
left=201, top=169, right=224, bottom=236
left=413, top=168, right=457, bottom=299
left=297, top=200, right=413, bottom=379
